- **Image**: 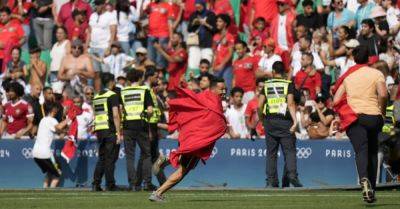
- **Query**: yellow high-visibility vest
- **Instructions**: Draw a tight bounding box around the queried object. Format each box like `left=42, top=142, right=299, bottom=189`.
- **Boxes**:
left=121, top=86, right=147, bottom=121
left=93, top=90, right=116, bottom=131
left=148, top=89, right=161, bottom=124
left=382, top=105, right=394, bottom=134
left=263, top=79, right=291, bottom=115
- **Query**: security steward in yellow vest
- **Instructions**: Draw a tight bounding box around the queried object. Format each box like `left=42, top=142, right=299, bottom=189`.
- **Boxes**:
left=122, top=70, right=156, bottom=191
left=134, top=67, right=166, bottom=189
left=92, top=73, right=122, bottom=192
left=258, top=61, right=302, bottom=188
left=382, top=105, right=395, bottom=135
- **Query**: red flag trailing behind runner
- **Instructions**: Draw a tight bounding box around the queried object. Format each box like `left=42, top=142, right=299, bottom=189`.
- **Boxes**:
left=168, top=88, right=227, bottom=168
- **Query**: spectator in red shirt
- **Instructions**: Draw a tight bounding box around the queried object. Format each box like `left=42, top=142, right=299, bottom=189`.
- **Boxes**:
left=249, top=0, right=278, bottom=31
left=67, top=9, right=88, bottom=42
left=249, top=17, right=269, bottom=56
left=213, top=13, right=235, bottom=95
left=245, top=78, right=265, bottom=138
left=0, top=7, right=25, bottom=72
left=145, top=0, right=173, bottom=70
left=294, top=52, right=322, bottom=100
left=166, top=0, right=184, bottom=32
left=9, top=0, right=33, bottom=51
left=232, top=40, right=258, bottom=104
left=0, top=81, right=33, bottom=139
left=57, top=0, right=92, bottom=28
left=210, top=0, right=238, bottom=38
left=154, top=32, right=188, bottom=96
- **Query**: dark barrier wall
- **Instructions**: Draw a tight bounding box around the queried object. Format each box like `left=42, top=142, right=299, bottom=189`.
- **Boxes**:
left=0, top=139, right=357, bottom=188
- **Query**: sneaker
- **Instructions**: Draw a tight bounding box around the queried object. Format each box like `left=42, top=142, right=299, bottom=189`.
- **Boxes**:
left=360, top=178, right=376, bottom=203
left=153, top=154, right=168, bottom=175
left=149, top=191, right=164, bottom=202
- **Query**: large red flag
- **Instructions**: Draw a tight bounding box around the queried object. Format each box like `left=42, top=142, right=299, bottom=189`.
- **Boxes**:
left=168, top=88, right=227, bottom=168
left=61, top=102, right=83, bottom=163
left=333, top=64, right=366, bottom=131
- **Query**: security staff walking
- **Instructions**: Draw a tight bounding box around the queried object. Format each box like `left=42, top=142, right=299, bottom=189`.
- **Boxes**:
left=134, top=67, right=167, bottom=188
left=258, top=61, right=303, bottom=188
left=92, top=73, right=122, bottom=191
left=122, top=70, right=156, bottom=191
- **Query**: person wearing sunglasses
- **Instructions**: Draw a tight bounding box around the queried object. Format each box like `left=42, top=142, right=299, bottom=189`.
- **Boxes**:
left=58, top=39, right=95, bottom=98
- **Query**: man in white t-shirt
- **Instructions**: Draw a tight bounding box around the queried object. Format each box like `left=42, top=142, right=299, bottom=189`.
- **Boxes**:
left=256, top=38, right=282, bottom=79
left=382, top=0, right=400, bottom=28
left=291, top=36, right=324, bottom=76
left=87, top=0, right=117, bottom=91
left=225, top=87, right=250, bottom=139
left=32, top=102, right=69, bottom=188
left=320, top=39, right=358, bottom=77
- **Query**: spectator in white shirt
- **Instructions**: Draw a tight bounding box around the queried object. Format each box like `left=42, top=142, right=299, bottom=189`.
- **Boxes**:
left=87, top=0, right=117, bottom=92
left=256, top=38, right=282, bottom=79
left=91, top=42, right=134, bottom=79
left=291, top=36, right=324, bottom=76
left=225, top=87, right=250, bottom=139
left=115, top=0, right=139, bottom=55
left=320, top=39, right=359, bottom=76
left=382, top=0, right=400, bottom=30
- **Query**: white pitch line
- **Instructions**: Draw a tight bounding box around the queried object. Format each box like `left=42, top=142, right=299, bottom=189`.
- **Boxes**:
left=0, top=193, right=399, bottom=199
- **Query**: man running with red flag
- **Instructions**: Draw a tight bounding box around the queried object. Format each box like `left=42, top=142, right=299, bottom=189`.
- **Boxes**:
left=333, top=45, right=387, bottom=203
left=149, top=78, right=227, bottom=202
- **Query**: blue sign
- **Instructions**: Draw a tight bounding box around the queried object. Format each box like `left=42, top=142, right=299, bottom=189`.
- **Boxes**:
left=0, top=139, right=357, bottom=188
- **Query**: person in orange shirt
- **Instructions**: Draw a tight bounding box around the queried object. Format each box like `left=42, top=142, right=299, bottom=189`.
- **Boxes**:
left=0, top=7, right=25, bottom=72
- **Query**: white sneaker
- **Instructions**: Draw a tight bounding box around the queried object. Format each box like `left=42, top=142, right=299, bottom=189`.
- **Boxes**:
left=148, top=191, right=164, bottom=202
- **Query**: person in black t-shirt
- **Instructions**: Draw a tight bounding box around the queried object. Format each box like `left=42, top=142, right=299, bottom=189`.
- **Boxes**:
left=295, top=0, right=323, bottom=32
left=121, top=70, right=156, bottom=191
left=92, top=73, right=122, bottom=192
left=309, top=96, right=335, bottom=127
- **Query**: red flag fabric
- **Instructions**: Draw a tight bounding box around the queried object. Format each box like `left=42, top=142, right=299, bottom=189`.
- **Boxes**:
left=61, top=104, right=83, bottom=163
left=168, top=88, right=227, bottom=168
left=333, top=64, right=366, bottom=131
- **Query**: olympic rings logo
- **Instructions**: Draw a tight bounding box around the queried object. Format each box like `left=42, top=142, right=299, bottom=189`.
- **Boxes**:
left=21, top=148, right=33, bottom=159
left=296, top=147, right=312, bottom=159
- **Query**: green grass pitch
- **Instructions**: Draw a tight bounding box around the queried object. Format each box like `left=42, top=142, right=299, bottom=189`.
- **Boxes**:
left=0, top=190, right=399, bottom=209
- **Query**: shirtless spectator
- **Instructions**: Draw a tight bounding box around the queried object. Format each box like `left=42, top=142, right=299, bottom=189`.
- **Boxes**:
left=24, top=47, right=47, bottom=89
left=58, top=39, right=95, bottom=97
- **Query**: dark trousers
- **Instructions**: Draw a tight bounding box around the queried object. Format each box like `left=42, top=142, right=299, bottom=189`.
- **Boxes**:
left=264, top=119, right=298, bottom=185
left=346, top=114, right=383, bottom=189
left=124, top=129, right=152, bottom=186
left=93, top=137, right=120, bottom=187
left=135, top=123, right=167, bottom=186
